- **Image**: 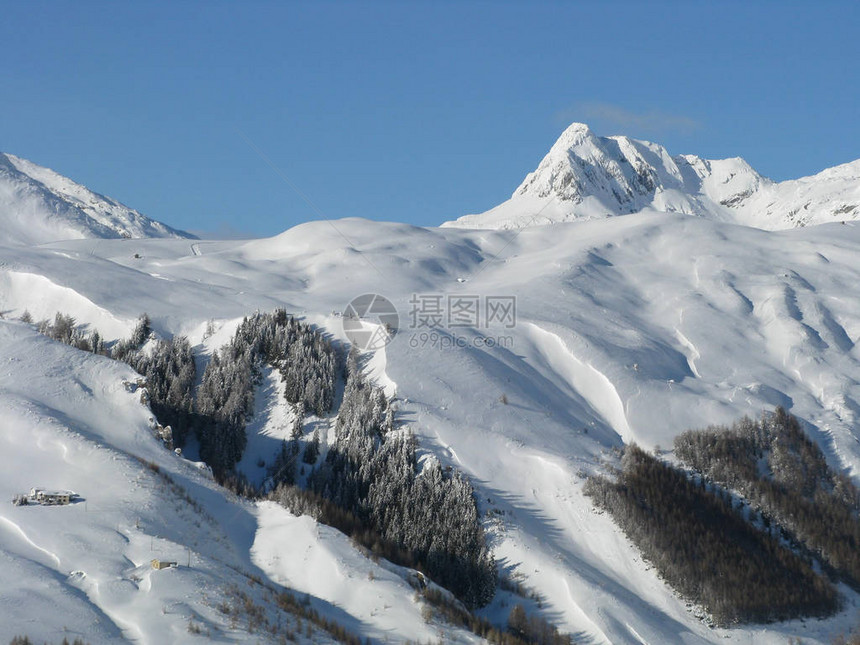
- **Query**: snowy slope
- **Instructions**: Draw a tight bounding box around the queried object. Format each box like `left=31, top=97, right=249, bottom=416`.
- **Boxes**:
left=445, top=123, right=860, bottom=230
left=0, top=153, right=192, bottom=245
left=3, top=211, right=860, bottom=643
left=0, top=320, right=473, bottom=644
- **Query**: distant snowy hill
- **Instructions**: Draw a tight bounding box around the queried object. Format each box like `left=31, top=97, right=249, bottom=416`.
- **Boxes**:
left=0, top=152, right=192, bottom=245
left=445, top=123, right=860, bottom=230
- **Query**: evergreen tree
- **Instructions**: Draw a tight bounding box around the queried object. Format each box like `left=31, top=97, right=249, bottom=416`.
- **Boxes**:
left=303, top=429, right=320, bottom=464
left=130, top=313, right=151, bottom=347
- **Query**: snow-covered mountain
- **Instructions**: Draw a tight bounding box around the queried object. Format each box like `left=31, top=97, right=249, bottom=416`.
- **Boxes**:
left=0, top=319, right=467, bottom=644
left=4, top=214, right=860, bottom=643
left=0, top=152, right=192, bottom=245
left=3, top=144, right=860, bottom=643
left=446, top=122, right=860, bottom=230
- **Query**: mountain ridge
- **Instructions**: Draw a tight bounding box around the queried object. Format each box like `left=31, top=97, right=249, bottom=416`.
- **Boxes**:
left=0, top=152, right=193, bottom=245
left=445, top=123, right=860, bottom=230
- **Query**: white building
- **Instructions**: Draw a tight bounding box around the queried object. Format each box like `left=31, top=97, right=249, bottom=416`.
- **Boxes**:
left=29, top=488, right=76, bottom=505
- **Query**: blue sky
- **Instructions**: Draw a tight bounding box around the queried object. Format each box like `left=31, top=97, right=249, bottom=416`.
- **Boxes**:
left=1, top=1, right=857, bottom=237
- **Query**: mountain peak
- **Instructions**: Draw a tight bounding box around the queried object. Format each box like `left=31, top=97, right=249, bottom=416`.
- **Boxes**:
left=511, top=123, right=685, bottom=209
left=552, top=122, right=597, bottom=148
left=445, top=123, right=860, bottom=231
left=0, top=152, right=193, bottom=245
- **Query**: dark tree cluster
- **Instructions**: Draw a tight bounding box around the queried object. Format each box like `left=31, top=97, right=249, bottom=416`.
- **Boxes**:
left=111, top=314, right=152, bottom=361
left=267, top=438, right=298, bottom=488
left=305, top=368, right=497, bottom=609
left=123, top=335, right=197, bottom=445
left=36, top=312, right=105, bottom=354
left=106, top=314, right=200, bottom=448
left=281, top=333, right=335, bottom=416
left=674, top=407, right=860, bottom=590
left=28, top=306, right=501, bottom=616
left=196, top=310, right=337, bottom=475
left=32, top=312, right=196, bottom=447
left=30, top=313, right=196, bottom=447
left=584, top=444, right=838, bottom=625
left=231, top=309, right=337, bottom=415
left=507, top=604, right=572, bottom=645
left=28, top=309, right=335, bottom=477
left=196, top=343, right=255, bottom=474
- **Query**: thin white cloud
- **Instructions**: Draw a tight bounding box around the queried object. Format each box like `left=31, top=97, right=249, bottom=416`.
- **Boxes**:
left=557, top=102, right=701, bottom=136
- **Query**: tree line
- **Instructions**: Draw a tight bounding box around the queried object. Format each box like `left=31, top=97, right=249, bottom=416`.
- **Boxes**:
left=24, top=309, right=500, bottom=614
left=196, top=309, right=337, bottom=474
left=674, top=407, right=860, bottom=591
left=32, top=312, right=199, bottom=446
left=29, top=309, right=337, bottom=475
left=585, top=442, right=839, bottom=625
